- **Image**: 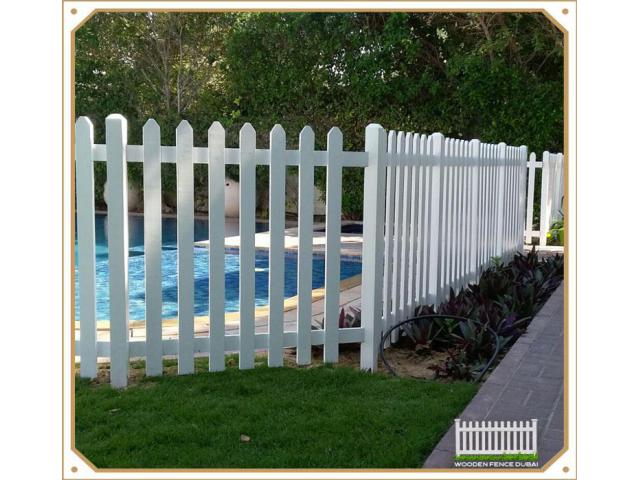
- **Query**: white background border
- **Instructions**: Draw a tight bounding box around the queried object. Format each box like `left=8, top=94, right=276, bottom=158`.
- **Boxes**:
left=14, top=0, right=636, bottom=479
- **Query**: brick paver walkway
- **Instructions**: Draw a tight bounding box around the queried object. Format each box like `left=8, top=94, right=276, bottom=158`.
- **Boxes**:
left=424, top=282, right=565, bottom=468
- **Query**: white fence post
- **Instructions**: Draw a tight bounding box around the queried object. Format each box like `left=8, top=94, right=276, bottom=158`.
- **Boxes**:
left=296, top=126, right=315, bottom=365
left=360, top=124, right=387, bottom=371
left=268, top=125, right=286, bottom=367
left=75, top=117, right=97, bottom=379
left=208, top=121, right=226, bottom=372
left=239, top=123, right=257, bottom=369
left=105, top=114, right=129, bottom=388
left=143, top=119, right=163, bottom=376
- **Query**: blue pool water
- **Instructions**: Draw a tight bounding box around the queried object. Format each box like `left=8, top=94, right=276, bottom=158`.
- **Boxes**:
left=74, top=214, right=362, bottom=320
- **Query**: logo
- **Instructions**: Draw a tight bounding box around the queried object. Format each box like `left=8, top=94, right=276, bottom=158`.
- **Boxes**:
left=453, top=419, right=539, bottom=468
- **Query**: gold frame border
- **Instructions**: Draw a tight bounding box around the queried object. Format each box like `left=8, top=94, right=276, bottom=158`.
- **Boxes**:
left=63, top=2, right=574, bottom=478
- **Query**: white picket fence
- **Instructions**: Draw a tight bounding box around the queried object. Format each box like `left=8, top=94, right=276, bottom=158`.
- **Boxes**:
left=380, top=133, right=528, bottom=339
left=524, top=151, right=565, bottom=245
left=454, top=419, right=538, bottom=455
left=75, top=114, right=536, bottom=387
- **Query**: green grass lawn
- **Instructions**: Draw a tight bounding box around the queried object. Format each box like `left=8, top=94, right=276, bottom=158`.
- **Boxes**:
left=75, top=357, right=478, bottom=468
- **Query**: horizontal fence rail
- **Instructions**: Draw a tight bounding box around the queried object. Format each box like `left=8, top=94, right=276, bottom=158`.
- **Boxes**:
left=455, top=419, right=538, bottom=455
left=75, top=115, right=561, bottom=387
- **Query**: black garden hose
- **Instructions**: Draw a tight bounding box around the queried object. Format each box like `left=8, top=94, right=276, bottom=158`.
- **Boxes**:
left=378, top=314, right=501, bottom=383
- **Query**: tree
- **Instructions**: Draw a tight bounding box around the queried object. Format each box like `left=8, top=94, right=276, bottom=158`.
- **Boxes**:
left=75, top=12, right=563, bottom=218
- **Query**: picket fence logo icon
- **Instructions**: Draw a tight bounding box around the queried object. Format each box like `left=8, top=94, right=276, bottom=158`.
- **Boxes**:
left=453, top=419, right=539, bottom=468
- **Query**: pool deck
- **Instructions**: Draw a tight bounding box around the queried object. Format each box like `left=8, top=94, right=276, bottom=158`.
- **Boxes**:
left=195, top=222, right=363, bottom=257
left=82, top=279, right=363, bottom=346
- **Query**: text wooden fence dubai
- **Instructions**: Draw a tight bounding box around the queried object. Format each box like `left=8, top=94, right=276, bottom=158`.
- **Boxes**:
left=454, top=419, right=538, bottom=456
left=524, top=151, right=565, bottom=245
left=75, top=115, right=554, bottom=387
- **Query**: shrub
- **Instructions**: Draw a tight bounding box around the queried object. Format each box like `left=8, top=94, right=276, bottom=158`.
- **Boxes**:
left=398, top=249, right=563, bottom=380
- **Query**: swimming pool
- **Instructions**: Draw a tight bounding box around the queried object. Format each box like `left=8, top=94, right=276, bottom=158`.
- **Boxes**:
left=74, top=214, right=362, bottom=320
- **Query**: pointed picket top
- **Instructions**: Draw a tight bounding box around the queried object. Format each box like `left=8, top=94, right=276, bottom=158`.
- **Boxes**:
left=208, top=121, right=225, bottom=152
left=177, top=119, right=193, bottom=134
left=208, top=120, right=225, bottom=135
left=240, top=122, right=255, bottom=135
left=240, top=122, right=256, bottom=150
left=299, top=125, right=315, bottom=145
left=270, top=124, right=286, bottom=147
left=327, top=126, right=343, bottom=148
left=270, top=123, right=285, bottom=136
left=143, top=118, right=160, bottom=130
left=143, top=118, right=160, bottom=139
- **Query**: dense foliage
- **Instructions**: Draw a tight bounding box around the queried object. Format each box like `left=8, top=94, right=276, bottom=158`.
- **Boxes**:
left=404, top=249, right=564, bottom=380
left=75, top=12, right=564, bottom=217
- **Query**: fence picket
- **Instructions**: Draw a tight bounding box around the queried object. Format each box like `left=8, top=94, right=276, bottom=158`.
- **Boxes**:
left=469, top=139, right=480, bottom=281
left=323, top=127, right=343, bottom=363
left=525, top=153, right=537, bottom=244
left=391, top=131, right=405, bottom=342
left=143, top=119, right=163, bottom=376
left=382, top=130, right=397, bottom=342
left=399, top=133, right=413, bottom=322
left=421, top=135, right=433, bottom=301
left=296, top=126, right=315, bottom=365
left=518, top=146, right=528, bottom=253
left=268, top=125, right=286, bottom=367
left=407, top=133, right=420, bottom=316
left=105, top=114, right=129, bottom=388
left=76, top=117, right=97, bottom=379
left=427, top=133, right=445, bottom=305
left=414, top=134, right=426, bottom=305
left=239, top=123, right=257, bottom=369
left=176, top=120, right=195, bottom=375
left=208, top=122, right=226, bottom=371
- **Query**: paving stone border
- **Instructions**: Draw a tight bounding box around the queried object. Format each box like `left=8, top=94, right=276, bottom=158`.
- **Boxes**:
left=423, top=282, right=565, bottom=468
